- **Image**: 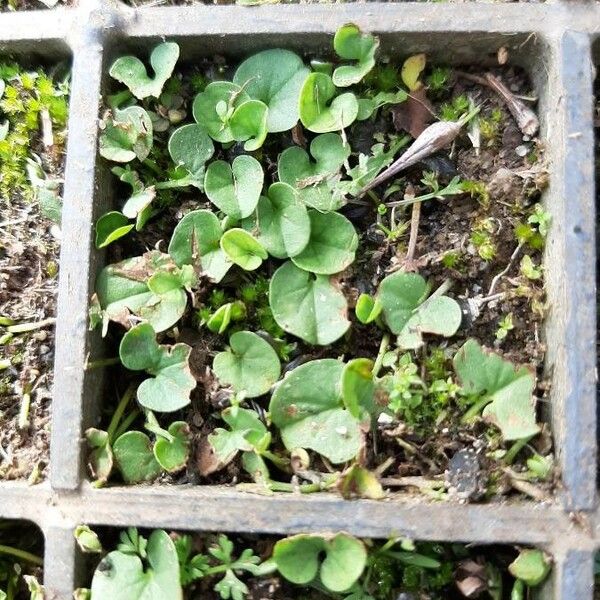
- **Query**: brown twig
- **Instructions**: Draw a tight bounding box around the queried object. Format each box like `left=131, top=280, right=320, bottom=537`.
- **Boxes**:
left=404, top=201, right=421, bottom=269
left=457, top=70, right=539, bottom=136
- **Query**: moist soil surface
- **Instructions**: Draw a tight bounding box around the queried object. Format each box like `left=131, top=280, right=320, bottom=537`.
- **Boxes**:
left=96, top=50, right=552, bottom=502
left=0, top=86, right=63, bottom=482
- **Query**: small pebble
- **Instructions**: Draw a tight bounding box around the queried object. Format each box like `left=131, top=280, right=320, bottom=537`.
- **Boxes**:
left=515, top=144, right=529, bottom=157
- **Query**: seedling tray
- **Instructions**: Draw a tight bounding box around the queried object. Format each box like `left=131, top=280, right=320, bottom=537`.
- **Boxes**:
left=1, top=1, right=599, bottom=598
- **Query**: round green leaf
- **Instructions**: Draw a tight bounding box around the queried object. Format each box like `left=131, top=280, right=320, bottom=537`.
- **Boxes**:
left=204, top=155, right=264, bottom=219
left=99, top=106, right=153, bottom=163
left=269, top=359, right=361, bottom=463
left=91, top=530, right=182, bottom=600
left=95, top=211, right=134, bottom=249
left=192, top=81, right=251, bottom=143
left=355, top=293, right=382, bottom=324
left=109, top=42, right=180, bottom=99
left=269, top=261, right=350, bottom=345
left=96, top=251, right=189, bottom=333
left=213, top=331, right=281, bottom=398
left=273, top=535, right=322, bottom=585
left=229, top=99, right=268, bottom=151
left=220, top=228, right=267, bottom=271
left=320, top=534, right=368, bottom=592
left=274, top=533, right=366, bottom=593
left=113, top=431, right=162, bottom=484
left=168, top=209, right=231, bottom=282
left=508, top=549, right=551, bottom=586
left=256, top=182, right=310, bottom=258
left=396, top=295, right=462, bottom=349
left=299, top=72, right=358, bottom=133
left=233, top=49, right=309, bottom=132
left=332, top=23, right=379, bottom=87
left=119, top=323, right=195, bottom=412
left=278, top=133, right=350, bottom=212
left=341, top=358, right=375, bottom=419
left=168, top=123, right=214, bottom=176
left=378, top=271, right=429, bottom=334
left=291, top=211, right=358, bottom=275
left=153, top=421, right=191, bottom=473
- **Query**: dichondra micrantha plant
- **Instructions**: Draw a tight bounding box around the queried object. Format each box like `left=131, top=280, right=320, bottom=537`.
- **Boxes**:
left=89, top=24, right=552, bottom=501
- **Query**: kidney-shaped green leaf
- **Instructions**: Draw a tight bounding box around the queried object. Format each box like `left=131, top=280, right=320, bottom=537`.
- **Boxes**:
left=229, top=99, right=269, bottom=151
left=220, top=228, right=267, bottom=271
left=109, top=42, right=180, bottom=100
left=168, top=209, right=231, bottom=283
left=299, top=72, right=358, bottom=134
left=213, top=331, right=281, bottom=398
left=119, top=323, right=196, bottom=412
left=233, top=49, right=309, bottom=132
left=91, top=529, right=182, bottom=600
left=168, top=123, right=214, bottom=177
left=95, top=211, right=134, bottom=249
left=269, top=359, right=362, bottom=463
left=454, top=339, right=540, bottom=441
left=204, top=155, right=264, bottom=220
left=274, top=533, right=366, bottom=593
left=256, top=182, right=310, bottom=258
left=378, top=272, right=462, bottom=349
left=291, top=210, right=358, bottom=275
left=278, top=133, right=350, bottom=212
left=209, top=406, right=269, bottom=464
left=153, top=421, right=191, bottom=473
left=269, top=261, right=350, bottom=345
left=113, top=431, right=162, bottom=484
left=332, top=23, right=379, bottom=87
left=508, top=549, right=551, bottom=586
left=95, top=251, right=190, bottom=333
left=341, top=358, right=376, bottom=420
left=192, top=81, right=251, bottom=143
left=99, top=106, right=153, bottom=163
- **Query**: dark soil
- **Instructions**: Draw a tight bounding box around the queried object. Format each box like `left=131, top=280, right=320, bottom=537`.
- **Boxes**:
left=0, top=84, right=64, bottom=482
left=95, top=50, right=552, bottom=502
left=0, top=520, right=44, bottom=599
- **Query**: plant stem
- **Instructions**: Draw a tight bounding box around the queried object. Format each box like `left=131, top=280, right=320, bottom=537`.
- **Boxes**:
left=113, top=409, right=141, bottom=440
left=267, top=474, right=338, bottom=494
left=6, top=318, right=56, bottom=334
left=504, top=435, right=535, bottom=465
left=0, top=544, right=43, bottom=566
left=461, top=396, right=493, bottom=423
left=261, top=451, right=290, bottom=471
left=372, top=333, right=390, bottom=378
left=107, top=383, right=136, bottom=442
left=18, top=389, right=31, bottom=430
left=405, top=200, right=421, bottom=264
left=86, top=357, right=120, bottom=370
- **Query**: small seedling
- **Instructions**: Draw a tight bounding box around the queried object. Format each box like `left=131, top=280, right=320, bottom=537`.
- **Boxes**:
left=213, top=330, right=281, bottom=397
left=269, top=359, right=362, bottom=463
left=119, top=322, right=196, bottom=412
left=332, top=23, right=379, bottom=87
left=109, top=42, right=179, bottom=100
left=455, top=339, right=540, bottom=440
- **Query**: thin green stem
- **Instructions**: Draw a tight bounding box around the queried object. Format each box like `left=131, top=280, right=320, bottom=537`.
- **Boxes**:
left=107, top=383, right=136, bottom=442
left=267, top=475, right=338, bottom=494
left=504, top=435, right=535, bottom=465
left=113, top=409, right=141, bottom=440
left=6, top=318, right=56, bottom=334
left=261, top=451, right=290, bottom=471
left=461, top=396, right=493, bottom=423
left=372, top=333, right=390, bottom=378
left=0, top=544, right=43, bottom=566
left=86, top=357, right=120, bottom=370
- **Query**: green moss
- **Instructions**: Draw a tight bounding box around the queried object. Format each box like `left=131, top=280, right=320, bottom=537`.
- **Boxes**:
left=0, top=62, right=69, bottom=200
